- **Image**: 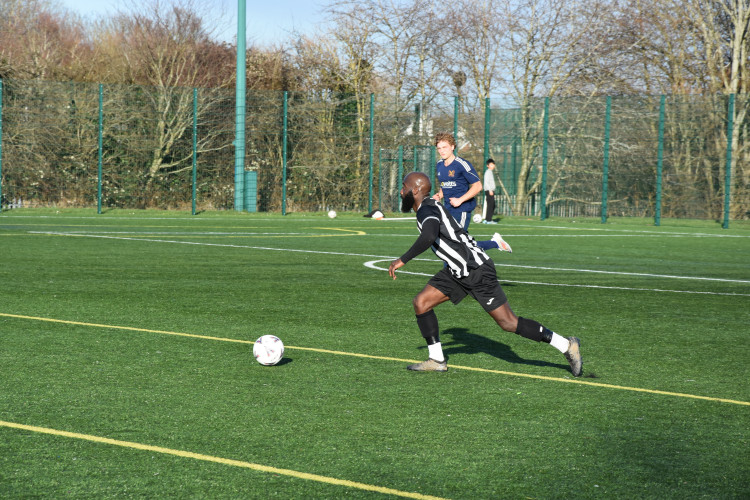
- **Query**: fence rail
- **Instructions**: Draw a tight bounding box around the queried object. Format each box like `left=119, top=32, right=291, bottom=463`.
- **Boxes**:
left=0, top=79, right=747, bottom=224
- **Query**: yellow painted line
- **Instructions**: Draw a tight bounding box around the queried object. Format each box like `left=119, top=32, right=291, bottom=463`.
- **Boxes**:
left=290, top=346, right=750, bottom=406
left=1, top=312, right=748, bottom=407
left=0, top=313, right=249, bottom=344
left=0, top=420, right=446, bottom=500
left=311, top=227, right=366, bottom=234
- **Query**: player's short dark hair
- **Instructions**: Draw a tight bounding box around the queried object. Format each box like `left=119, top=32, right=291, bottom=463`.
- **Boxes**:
left=486, top=158, right=495, bottom=165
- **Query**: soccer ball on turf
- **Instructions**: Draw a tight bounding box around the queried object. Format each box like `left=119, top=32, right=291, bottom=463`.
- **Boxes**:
left=472, top=213, right=482, bottom=224
left=328, top=210, right=337, bottom=218
left=253, top=335, right=284, bottom=366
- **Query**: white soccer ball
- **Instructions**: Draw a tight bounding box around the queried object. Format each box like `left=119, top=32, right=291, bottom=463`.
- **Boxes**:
left=253, top=335, right=285, bottom=366
left=472, top=213, right=482, bottom=223
left=328, top=210, right=337, bottom=218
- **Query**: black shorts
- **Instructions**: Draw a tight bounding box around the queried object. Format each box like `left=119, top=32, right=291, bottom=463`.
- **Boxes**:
left=427, top=260, right=508, bottom=312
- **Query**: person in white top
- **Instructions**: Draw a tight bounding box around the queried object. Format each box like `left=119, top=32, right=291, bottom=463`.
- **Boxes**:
left=482, top=158, right=497, bottom=223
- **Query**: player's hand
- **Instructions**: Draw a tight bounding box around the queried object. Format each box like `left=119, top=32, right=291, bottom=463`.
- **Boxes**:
left=388, top=259, right=404, bottom=280
left=431, top=193, right=441, bottom=201
left=449, top=197, right=462, bottom=207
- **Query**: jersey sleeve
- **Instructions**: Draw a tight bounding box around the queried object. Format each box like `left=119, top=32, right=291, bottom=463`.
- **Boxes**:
left=460, top=159, right=481, bottom=184
left=399, top=213, right=440, bottom=264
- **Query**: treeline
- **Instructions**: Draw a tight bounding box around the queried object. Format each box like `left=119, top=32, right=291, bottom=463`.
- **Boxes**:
left=0, top=0, right=748, bottom=217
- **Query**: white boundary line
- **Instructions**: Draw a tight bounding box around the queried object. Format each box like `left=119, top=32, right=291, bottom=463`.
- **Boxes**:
left=30, top=230, right=749, bottom=239
left=30, top=231, right=750, bottom=296
left=5, top=213, right=749, bottom=234
left=363, top=260, right=750, bottom=297
left=491, top=263, right=750, bottom=283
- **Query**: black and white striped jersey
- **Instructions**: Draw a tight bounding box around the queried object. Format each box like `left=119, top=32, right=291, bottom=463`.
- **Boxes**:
left=400, top=198, right=490, bottom=278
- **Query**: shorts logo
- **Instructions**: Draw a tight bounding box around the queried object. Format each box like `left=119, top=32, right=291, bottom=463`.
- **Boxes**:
left=487, top=297, right=495, bottom=305
left=448, top=170, right=455, bottom=177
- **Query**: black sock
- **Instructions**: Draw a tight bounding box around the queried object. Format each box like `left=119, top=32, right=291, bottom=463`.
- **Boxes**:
left=416, top=310, right=439, bottom=345
left=516, top=317, right=553, bottom=343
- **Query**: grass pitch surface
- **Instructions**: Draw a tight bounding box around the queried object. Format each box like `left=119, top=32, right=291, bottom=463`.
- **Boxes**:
left=1, top=209, right=748, bottom=498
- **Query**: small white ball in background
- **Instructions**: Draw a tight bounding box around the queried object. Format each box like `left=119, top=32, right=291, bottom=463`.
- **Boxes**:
left=328, top=210, right=337, bottom=218
left=472, top=213, right=482, bottom=224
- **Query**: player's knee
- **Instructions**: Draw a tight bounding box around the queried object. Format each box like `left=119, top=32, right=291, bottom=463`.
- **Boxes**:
left=490, top=306, right=518, bottom=332
left=412, top=294, right=431, bottom=315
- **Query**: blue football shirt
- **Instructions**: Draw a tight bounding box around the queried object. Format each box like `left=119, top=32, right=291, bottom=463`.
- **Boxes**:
left=436, top=156, right=480, bottom=212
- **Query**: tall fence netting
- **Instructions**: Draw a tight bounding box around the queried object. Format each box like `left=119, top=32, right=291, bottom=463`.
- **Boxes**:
left=0, top=79, right=747, bottom=221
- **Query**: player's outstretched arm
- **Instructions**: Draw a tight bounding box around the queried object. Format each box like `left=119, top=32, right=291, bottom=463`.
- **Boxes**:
left=398, top=219, right=438, bottom=262
left=389, top=218, right=439, bottom=280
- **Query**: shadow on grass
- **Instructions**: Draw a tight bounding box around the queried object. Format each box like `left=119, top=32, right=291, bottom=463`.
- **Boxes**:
left=434, top=327, right=569, bottom=372
left=257, top=357, right=293, bottom=367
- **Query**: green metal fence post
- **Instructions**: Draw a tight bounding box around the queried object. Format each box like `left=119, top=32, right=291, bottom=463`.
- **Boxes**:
left=244, top=169, right=257, bottom=212
left=511, top=139, right=518, bottom=215
left=0, top=79, right=3, bottom=212
left=233, top=0, right=246, bottom=211
left=430, top=146, right=436, bottom=187
left=414, top=103, right=421, bottom=136
left=453, top=96, right=458, bottom=140
left=368, top=93, right=374, bottom=213
left=541, top=97, right=549, bottom=221
left=242, top=82, right=258, bottom=214
left=655, top=95, right=665, bottom=226
left=282, top=91, right=288, bottom=215
left=378, top=149, right=383, bottom=210
left=191, top=88, right=198, bottom=215
left=97, top=84, right=103, bottom=214
left=484, top=97, right=490, bottom=166
left=482, top=97, right=490, bottom=213
left=502, top=149, right=508, bottom=199
left=723, top=94, right=735, bottom=229
left=397, top=145, right=404, bottom=211
left=601, top=96, right=611, bottom=224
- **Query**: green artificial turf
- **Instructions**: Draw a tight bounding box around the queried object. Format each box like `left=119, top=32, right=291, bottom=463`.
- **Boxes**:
left=0, top=209, right=748, bottom=498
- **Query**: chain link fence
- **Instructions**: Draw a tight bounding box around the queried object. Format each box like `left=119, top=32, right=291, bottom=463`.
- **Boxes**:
left=1, top=79, right=747, bottom=222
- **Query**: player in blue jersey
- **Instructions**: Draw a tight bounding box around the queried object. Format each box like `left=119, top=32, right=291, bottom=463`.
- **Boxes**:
left=388, top=171, right=582, bottom=376
left=432, top=132, right=511, bottom=253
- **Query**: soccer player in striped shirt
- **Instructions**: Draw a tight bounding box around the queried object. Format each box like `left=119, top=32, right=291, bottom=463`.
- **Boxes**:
left=388, top=171, right=582, bottom=376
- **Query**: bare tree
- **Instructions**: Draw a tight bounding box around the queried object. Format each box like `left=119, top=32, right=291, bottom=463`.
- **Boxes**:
left=446, top=0, right=503, bottom=105
left=286, top=30, right=376, bottom=210
left=245, top=47, right=300, bottom=91
left=0, top=0, right=93, bottom=81
left=611, top=0, right=750, bottom=217
left=495, top=0, right=611, bottom=215
left=95, top=0, right=235, bottom=205
left=682, top=0, right=749, bottom=217
left=325, top=0, right=451, bottom=109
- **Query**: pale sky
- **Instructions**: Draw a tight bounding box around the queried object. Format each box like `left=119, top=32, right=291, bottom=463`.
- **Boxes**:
left=57, top=0, right=328, bottom=46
